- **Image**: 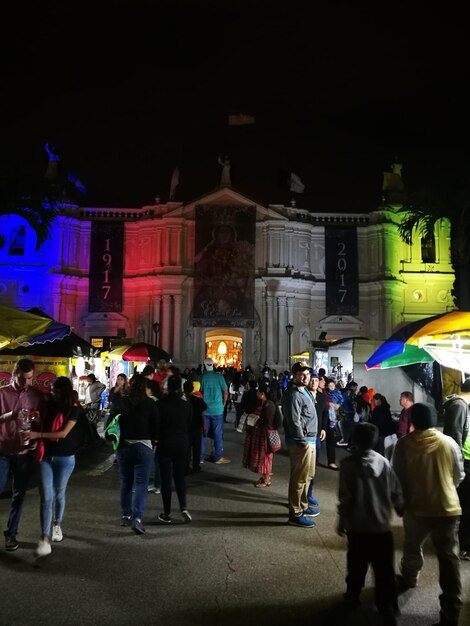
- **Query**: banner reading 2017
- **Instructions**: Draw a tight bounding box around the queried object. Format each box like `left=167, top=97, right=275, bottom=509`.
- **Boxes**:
left=89, top=222, right=124, bottom=312
left=325, top=227, right=359, bottom=315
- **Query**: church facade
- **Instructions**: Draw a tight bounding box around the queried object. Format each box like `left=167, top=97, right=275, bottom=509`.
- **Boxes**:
left=0, top=186, right=454, bottom=371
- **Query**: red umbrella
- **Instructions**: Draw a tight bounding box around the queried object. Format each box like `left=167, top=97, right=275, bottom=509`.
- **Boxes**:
left=106, top=342, right=171, bottom=363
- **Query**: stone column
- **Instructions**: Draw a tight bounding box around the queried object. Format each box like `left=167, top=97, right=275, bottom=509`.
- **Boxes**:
left=172, top=294, right=182, bottom=361
left=266, top=294, right=274, bottom=365
left=286, top=296, right=295, bottom=369
left=277, top=296, right=286, bottom=365
left=161, top=295, right=172, bottom=354
left=152, top=296, right=162, bottom=345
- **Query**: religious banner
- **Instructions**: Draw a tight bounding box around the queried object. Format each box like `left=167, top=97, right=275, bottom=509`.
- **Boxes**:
left=193, top=205, right=256, bottom=327
left=325, top=227, right=359, bottom=315
left=88, top=221, right=124, bottom=312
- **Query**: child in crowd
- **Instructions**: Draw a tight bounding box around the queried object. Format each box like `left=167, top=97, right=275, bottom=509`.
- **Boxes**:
left=336, top=422, right=403, bottom=626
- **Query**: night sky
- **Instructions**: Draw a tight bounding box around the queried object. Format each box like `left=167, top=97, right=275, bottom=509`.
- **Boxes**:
left=2, top=1, right=470, bottom=213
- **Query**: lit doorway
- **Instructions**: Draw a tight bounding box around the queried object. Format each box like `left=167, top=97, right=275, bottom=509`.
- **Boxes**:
left=205, top=329, right=243, bottom=369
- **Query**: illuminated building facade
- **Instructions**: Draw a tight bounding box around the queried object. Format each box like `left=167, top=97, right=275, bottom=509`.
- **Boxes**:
left=0, top=186, right=454, bottom=370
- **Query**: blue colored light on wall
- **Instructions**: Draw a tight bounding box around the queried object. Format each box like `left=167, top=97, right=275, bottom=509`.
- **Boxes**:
left=0, top=213, right=57, bottom=312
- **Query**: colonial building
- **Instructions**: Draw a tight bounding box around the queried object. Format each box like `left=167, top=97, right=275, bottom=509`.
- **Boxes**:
left=0, top=184, right=454, bottom=371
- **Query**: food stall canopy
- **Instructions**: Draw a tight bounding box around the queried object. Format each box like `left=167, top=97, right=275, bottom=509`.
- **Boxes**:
left=0, top=331, right=96, bottom=358
left=0, top=304, right=55, bottom=349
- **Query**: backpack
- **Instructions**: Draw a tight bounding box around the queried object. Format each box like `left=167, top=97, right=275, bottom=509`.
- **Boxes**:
left=74, top=404, right=95, bottom=449
left=439, top=395, right=470, bottom=448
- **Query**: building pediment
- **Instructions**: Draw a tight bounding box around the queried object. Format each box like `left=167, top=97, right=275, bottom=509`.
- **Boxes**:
left=316, top=315, right=365, bottom=339
left=165, top=187, right=288, bottom=222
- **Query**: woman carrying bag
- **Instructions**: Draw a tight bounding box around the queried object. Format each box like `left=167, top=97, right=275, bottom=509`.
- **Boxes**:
left=242, top=383, right=279, bottom=488
left=27, top=377, right=84, bottom=557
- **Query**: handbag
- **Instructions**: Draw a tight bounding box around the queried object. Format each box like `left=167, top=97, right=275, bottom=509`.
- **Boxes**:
left=236, top=412, right=248, bottom=433
left=246, top=413, right=260, bottom=427
left=267, top=428, right=282, bottom=453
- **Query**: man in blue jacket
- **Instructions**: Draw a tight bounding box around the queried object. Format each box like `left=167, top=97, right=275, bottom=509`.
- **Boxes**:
left=282, top=362, right=320, bottom=527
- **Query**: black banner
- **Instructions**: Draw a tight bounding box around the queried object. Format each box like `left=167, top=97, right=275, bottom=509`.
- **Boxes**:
left=88, top=222, right=124, bottom=312
left=325, top=227, right=359, bottom=315
left=193, top=205, right=256, bottom=327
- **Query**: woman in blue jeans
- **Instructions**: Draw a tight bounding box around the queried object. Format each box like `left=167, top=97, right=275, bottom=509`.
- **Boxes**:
left=108, top=374, right=159, bottom=535
left=28, top=377, right=85, bottom=557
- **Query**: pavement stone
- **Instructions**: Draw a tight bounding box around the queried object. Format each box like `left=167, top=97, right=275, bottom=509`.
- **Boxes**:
left=1, top=413, right=469, bottom=626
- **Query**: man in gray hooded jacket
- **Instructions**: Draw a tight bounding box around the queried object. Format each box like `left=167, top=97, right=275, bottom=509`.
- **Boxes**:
left=282, top=362, right=319, bottom=528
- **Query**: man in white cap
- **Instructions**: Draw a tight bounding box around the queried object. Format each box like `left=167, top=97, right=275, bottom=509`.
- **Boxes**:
left=200, top=359, right=230, bottom=464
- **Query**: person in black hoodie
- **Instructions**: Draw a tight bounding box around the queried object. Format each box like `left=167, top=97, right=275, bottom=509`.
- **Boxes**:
left=370, top=394, right=397, bottom=457
left=183, top=380, right=207, bottom=474
left=156, top=375, right=193, bottom=524
left=108, top=374, right=159, bottom=535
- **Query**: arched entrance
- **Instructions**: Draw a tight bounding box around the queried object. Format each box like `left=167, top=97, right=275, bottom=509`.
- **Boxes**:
left=205, top=329, right=243, bottom=369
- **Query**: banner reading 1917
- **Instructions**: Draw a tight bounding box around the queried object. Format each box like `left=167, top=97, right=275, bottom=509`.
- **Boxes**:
left=89, top=222, right=124, bottom=312
left=325, top=227, right=359, bottom=316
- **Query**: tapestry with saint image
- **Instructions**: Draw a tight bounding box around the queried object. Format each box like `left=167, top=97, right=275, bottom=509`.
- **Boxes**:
left=193, top=205, right=256, bottom=327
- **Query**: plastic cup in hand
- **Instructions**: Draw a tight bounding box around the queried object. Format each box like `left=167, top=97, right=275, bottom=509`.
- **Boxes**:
left=18, top=409, right=32, bottom=447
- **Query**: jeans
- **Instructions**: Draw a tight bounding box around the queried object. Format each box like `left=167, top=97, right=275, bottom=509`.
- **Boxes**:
left=158, top=447, right=188, bottom=515
left=401, top=512, right=462, bottom=623
left=39, top=455, right=76, bottom=538
left=117, top=443, right=154, bottom=520
left=0, top=452, right=34, bottom=537
left=201, top=414, right=224, bottom=461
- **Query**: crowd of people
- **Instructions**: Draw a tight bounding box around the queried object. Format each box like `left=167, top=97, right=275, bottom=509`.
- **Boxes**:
left=0, top=356, right=469, bottom=626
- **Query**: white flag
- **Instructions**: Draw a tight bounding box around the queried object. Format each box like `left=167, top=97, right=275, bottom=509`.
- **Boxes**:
left=290, top=172, right=305, bottom=194
left=169, top=167, right=180, bottom=200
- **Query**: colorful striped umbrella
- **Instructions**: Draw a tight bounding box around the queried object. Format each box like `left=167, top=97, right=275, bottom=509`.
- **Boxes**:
left=365, top=311, right=470, bottom=370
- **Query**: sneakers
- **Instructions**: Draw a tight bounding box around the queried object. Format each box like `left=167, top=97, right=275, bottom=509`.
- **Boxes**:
left=51, top=524, right=63, bottom=542
left=181, top=509, right=192, bottom=523
left=158, top=513, right=172, bottom=524
left=459, top=550, right=470, bottom=561
left=35, top=540, right=52, bottom=557
left=304, top=506, right=321, bottom=517
left=287, top=514, right=316, bottom=528
left=132, top=518, right=146, bottom=535
left=214, top=457, right=231, bottom=464
left=337, top=439, right=348, bottom=447
left=120, top=515, right=131, bottom=527
left=308, top=495, right=320, bottom=507
left=5, top=535, right=19, bottom=551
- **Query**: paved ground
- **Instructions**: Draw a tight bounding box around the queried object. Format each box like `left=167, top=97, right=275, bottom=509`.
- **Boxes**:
left=1, top=411, right=469, bottom=626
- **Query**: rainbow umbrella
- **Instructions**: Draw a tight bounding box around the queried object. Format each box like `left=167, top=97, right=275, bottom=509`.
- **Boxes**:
left=106, top=342, right=170, bottom=363
left=365, top=311, right=470, bottom=370
left=0, top=304, right=54, bottom=349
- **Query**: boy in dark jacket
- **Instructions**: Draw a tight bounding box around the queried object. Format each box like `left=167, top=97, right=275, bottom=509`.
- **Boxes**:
left=337, top=422, right=403, bottom=625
